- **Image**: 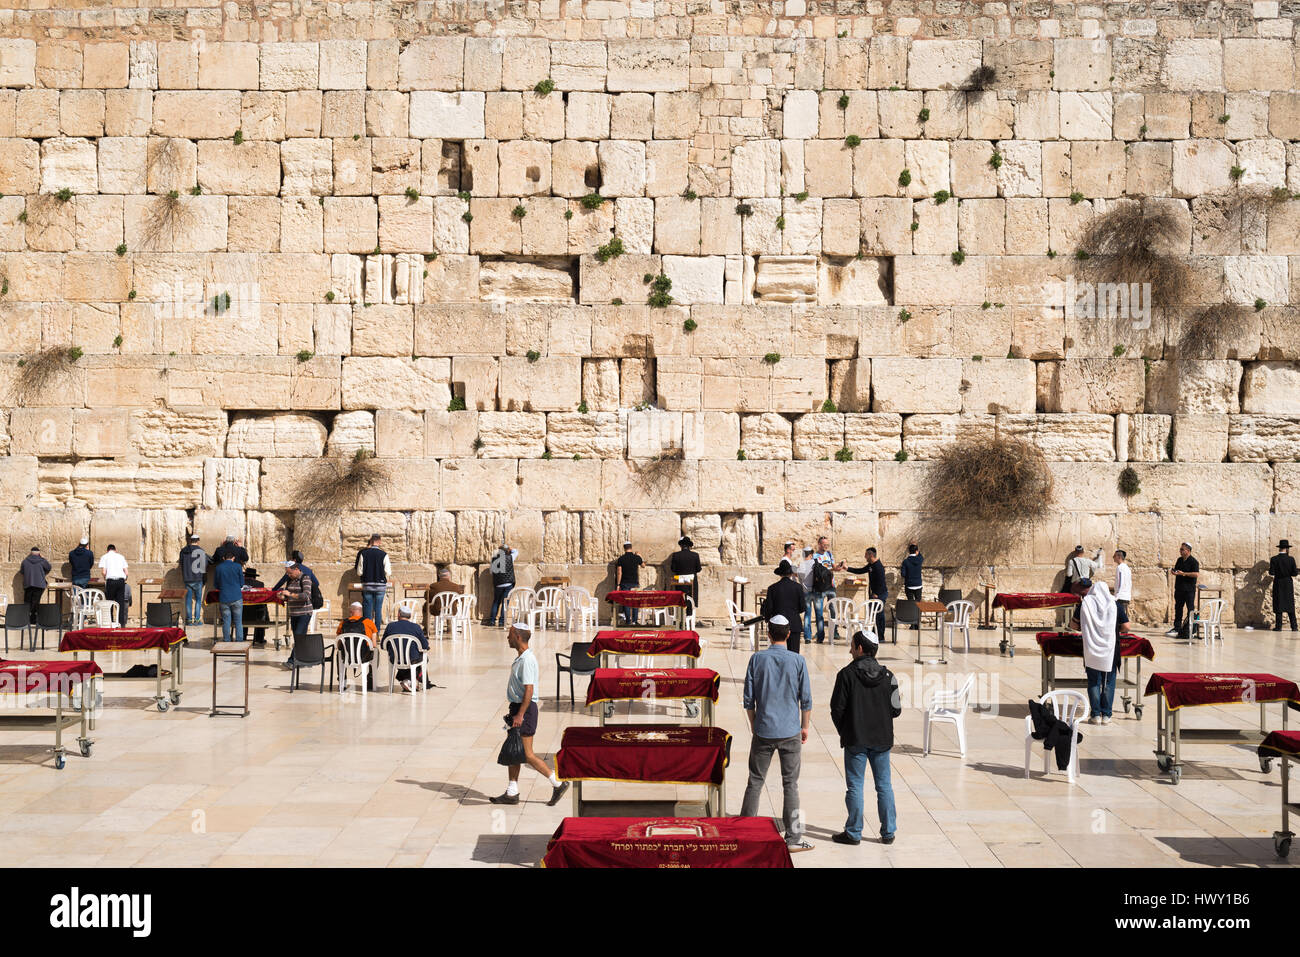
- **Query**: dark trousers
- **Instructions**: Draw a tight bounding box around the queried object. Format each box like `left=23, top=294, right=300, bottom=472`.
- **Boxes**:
left=1273, top=598, right=1297, bottom=630
left=741, top=735, right=803, bottom=843
left=905, top=586, right=921, bottom=629
left=104, top=578, right=128, bottom=627
left=1174, top=591, right=1194, bottom=638
left=23, top=586, right=43, bottom=623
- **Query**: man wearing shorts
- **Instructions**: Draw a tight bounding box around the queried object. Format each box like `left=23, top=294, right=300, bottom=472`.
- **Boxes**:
left=490, top=624, right=570, bottom=806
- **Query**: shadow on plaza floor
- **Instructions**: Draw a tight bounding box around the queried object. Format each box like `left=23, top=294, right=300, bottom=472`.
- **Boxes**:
left=398, top=778, right=495, bottom=806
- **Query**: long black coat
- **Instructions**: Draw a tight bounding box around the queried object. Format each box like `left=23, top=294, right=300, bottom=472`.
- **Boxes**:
left=1270, top=553, right=1297, bottom=611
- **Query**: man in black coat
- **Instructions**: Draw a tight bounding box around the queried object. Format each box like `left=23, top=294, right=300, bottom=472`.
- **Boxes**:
left=1270, top=539, right=1298, bottom=631
left=763, top=560, right=807, bottom=655
left=669, top=536, right=702, bottom=607
left=842, top=547, right=888, bottom=638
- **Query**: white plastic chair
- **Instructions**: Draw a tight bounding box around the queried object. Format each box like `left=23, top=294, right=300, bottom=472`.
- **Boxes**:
left=383, top=634, right=429, bottom=693
left=565, top=586, right=598, bottom=631
left=93, top=599, right=119, bottom=628
left=941, top=600, right=975, bottom=653
left=531, top=586, right=565, bottom=632
left=429, top=592, right=457, bottom=639
left=307, top=598, right=330, bottom=635
left=337, top=633, right=375, bottom=694
left=1191, top=598, right=1226, bottom=642
left=727, top=599, right=756, bottom=650
left=504, top=587, right=535, bottom=629
left=862, top=598, right=883, bottom=635
left=828, top=597, right=864, bottom=644
left=1024, top=690, right=1089, bottom=783
left=398, top=597, right=420, bottom=621
left=447, top=593, right=476, bottom=641
left=72, top=588, right=103, bottom=629
left=923, top=675, right=975, bottom=758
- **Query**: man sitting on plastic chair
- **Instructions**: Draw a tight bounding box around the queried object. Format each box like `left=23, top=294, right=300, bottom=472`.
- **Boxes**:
left=336, top=601, right=377, bottom=692
left=383, top=604, right=432, bottom=693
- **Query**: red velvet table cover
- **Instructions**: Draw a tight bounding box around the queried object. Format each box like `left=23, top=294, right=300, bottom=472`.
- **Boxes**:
left=606, top=589, right=686, bottom=609
left=61, top=627, right=187, bottom=652
left=992, top=592, right=1081, bottom=611
left=590, top=630, right=701, bottom=659
left=556, top=724, right=731, bottom=785
left=542, top=817, right=792, bottom=869
left=205, top=588, right=284, bottom=606
left=585, top=668, right=720, bottom=707
left=1144, top=672, right=1300, bottom=711
left=0, top=659, right=103, bottom=694
left=1035, top=632, right=1156, bottom=660
left=1259, top=729, right=1300, bottom=758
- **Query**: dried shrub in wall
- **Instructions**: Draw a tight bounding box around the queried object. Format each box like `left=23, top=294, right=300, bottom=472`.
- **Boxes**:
left=140, top=193, right=196, bottom=251
left=631, top=445, right=686, bottom=497
left=1176, top=302, right=1256, bottom=359
left=1075, top=198, right=1190, bottom=312
left=9, top=346, right=83, bottom=406
left=297, top=449, right=392, bottom=512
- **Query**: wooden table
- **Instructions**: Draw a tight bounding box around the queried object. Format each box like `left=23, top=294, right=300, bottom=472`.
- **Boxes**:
left=137, top=578, right=165, bottom=626
left=210, top=641, right=252, bottom=717
left=48, top=579, right=105, bottom=623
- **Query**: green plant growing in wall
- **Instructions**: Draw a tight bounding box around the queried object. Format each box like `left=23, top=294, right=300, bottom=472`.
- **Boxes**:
left=580, top=193, right=606, bottom=209
left=296, top=349, right=315, bottom=363
left=534, top=78, right=555, bottom=95
left=595, top=236, right=625, bottom=263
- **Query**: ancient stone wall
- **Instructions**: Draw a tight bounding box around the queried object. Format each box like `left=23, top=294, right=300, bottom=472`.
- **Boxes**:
left=0, top=1, right=1297, bottom=624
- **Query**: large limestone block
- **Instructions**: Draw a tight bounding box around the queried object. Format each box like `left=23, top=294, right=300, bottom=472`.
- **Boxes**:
left=999, top=413, right=1115, bottom=461
left=752, top=256, right=817, bottom=304
left=908, top=40, right=982, bottom=90
left=1039, top=359, right=1144, bottom=414
left=202, top=458, right=261, bottom=509
left=326, top=410, right=375, bottom=456
left=793, top=413, right=845, bottom=460
left=901, top=414, right=995, bottom=459
left=227, top=412, right=328, bottom=457
left=1144, top=360, right=1242, bottom=414
left=409, top=92, right=484, bottom=139
left=662, top=256, right=724, bottom=305
left=131, top=409, right=226, bottom=458
left=696, top=461, right=783, bottom=512
left=454, top=510, right=505, bottom=564
left=1228, top=415, right=1300, bottom=461
left=602, top=459, right=698, bottom=510
left=1173, top=413, right=1229, bottom=462
left=606, top=40, right=689, bottom=93
left=1172, top=140, right=1235, bottom=197
left=1124, top=462, right=1273, bottom=514
left=152, top=91, right=241, bottom=138
left=872, top=358, right=962, bottom=413
left=894, top=256, right=988, bottom=305
left=425, top=410, right=479, bottom=458
left=786, top=461, right=873, bottom=510
left=627, top=409, right=683, bottom=458
left=405, top=511, right=456, bottom=564
left=415, top=303, right=506, bottom=355
left=740, top=412, right=793, bottom=460
left=720, top=513, right=761, bottom=566
left=542, top=510, right=583, bottom=564
left=680, top=514, right=722, bottom=565
left=1223, top=256, right=1289, bottom=306
left=498, top=356, right=581, bottom=412
left=260, top=43, right=318, bottom=91
left=683, top=411, right=741, bottom=460
left=480, top=260, right=573, bottom=302
left=341, top=357, right=451, bottom=411
left=1243, top=361, right=1300, bottom=414
left=40, top=137, right=98, bottom=194
left=396, top=38, right=464, bottom=92
left=960, top=358, right=1036, bottom=414
left=71, top=462, right=201, bottom=509
left=818, top=258, right=889, bottom=306
left=581, top=358, right=620, bottom=412
left=0, top=39, right=36, bottom=88
left=546, top=412, right=622, bottom=458
left=1127, top=413, right=1172, bottom=462
left=844, top=412, right=902, bottom=459
left=477, top=411, right=545, bottom=458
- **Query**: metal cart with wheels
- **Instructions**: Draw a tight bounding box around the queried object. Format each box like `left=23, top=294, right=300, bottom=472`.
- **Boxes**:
left=0, top=659, right=100, bottom=770
left=1258, top=730, right=1300, bottom=857
left=991, top=593, right=1080, bottom=657
left=60, top=627, right=186, bottom=724
left=1036, top=632, right=1155, bottom=718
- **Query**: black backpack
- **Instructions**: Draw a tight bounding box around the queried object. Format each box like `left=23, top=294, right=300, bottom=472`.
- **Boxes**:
left=309, top=575, right=324, bottom=609
left=812, top=560, right=833, bottom=592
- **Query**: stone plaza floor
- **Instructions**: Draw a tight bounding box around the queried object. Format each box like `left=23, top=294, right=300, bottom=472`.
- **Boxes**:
left=0, top=618, right=1295, bottom=868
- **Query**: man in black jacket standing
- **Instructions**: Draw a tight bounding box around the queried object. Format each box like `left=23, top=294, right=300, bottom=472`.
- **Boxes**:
left=669, top=536, right=702, bottom=607
left=841, top=547, right=888, bottom=638
left=829, top=630, right=900, bottom=845
left=764, top=560, right=806, bottom=655
left=1269, top=539, right=1297, bottom=631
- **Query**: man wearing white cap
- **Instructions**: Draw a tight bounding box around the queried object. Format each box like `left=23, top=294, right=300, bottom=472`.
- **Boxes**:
left=741, top=615, right=813, bottom=851
left=614, top=540, right=644, bottom=625
left=830, top=630, right=900, bottom=845
left=68, top=537, right=94, bottom=590
left=490, top=624, right=569, bottom=806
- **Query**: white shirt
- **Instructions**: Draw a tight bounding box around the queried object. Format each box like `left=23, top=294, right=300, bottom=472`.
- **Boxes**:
left=1114, top=562, right=1132, bottom=601
left=99, top=551, right=129, bottom=580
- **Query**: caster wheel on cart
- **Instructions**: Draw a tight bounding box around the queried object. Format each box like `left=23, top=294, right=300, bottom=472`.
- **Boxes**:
left=1169, top=766, right=1182, bottom=785
left=54, top=754, right=65, bottom=770
left=79, top=741, right=92, bottom=758
left=157, top=698, right=170, bottom=713
left=1261, top=755, right=1275, bottom=773
left=1275, top=833, right=1293, bottom=858
left=1134, top=705, right=1144, bottom=720
left=998, top=640, right=1007, bottom=655
left=169, top=690, right=182, bottom=705
left=1123, top=699, right=1131, bottom=714
left=1009, top=646, right=1015, bottom=658
left=1156, top=754, right=1172, bottom=772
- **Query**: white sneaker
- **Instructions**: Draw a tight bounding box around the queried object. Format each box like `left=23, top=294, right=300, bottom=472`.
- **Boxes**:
left=1086, top=716, right=1100, bottom=725
left=1101, top=716, right=1111, bottom=725
left=1164, top=629, right=1178, bottom=637
left=400, top=680, right=412, bottom=693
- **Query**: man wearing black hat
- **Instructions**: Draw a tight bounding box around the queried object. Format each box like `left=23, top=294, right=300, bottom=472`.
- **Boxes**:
left=614, top=540, right=644, bottom=625
left=764, top=559, right=806, bottom=655
left=669, top=536, right=701, bottom=607
left=1270, top=540, right=1297, bottom=631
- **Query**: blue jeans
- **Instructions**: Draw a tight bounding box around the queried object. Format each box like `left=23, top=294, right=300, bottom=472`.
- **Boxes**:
left=362, top=586, right=386, bottom=632
left=488, top=584, right=512, bottom=626
left=220, top=600, right=243, bottom=642
left=844, top=745, right=896, bottom=841
left=621, top=602, right=639, bottom=625
left=803, top=590, right=832, bottom=642
left=1086, top=666, right=1117, bottom=719
left=184, top=581, right=204, bottom=624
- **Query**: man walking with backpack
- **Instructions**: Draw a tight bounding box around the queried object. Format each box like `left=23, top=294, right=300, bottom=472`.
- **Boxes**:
left=487, top=541, right=517, bottom=627
left=830, top=630, right=901, bottom=845
left=805, top=535, right=836, bottom=644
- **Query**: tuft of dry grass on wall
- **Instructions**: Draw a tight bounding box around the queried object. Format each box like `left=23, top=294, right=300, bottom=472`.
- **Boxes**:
left=1075, top=198, right=1190, bottom=311
left=1176, top=302, right=1256, bottom=359
left=906, top=434, right=1054, bottom=567
left=9, top=345, right=83, bottom=406
left=139, top=193, right=195, bottom=251
left=297, top=448, right=392, bottom=511
left=631, top=445, right=686, bottom=496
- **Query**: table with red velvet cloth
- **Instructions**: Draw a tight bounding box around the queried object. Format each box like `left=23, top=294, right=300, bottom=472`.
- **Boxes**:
left=205, top=587, right=287, bottom=648
left=1259, top=730, right=1300, bottom=857
left=0, top=659, right=100, bottom=769
left=991, top=592, right=1081, bottom=657
left=585, top=668, right=720, bottom=726
left=556, top=724, right=732, bottom=816
left=605, top=590, right=685, bottom=629
left=542, top=816, right=792, bottom=868
left=1144, top=672, right=1300, bottom=784
left=61, top=627, right=188, bottom=717
left=1035, top=631, right=1156, bottom=717
left=589, top=630, right=702, bottom=667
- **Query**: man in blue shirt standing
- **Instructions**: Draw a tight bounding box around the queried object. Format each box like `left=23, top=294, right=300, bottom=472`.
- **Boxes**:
left=213, top=552, right=245, bottom=642
left=740, top=615, right=814, bottom=852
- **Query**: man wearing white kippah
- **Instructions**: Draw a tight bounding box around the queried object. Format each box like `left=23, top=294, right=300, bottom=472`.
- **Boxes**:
left=490, top=623, right=569, bottom=806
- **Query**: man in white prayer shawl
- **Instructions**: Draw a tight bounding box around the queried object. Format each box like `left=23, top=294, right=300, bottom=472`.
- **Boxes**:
left=1079, top=580, right=1118, bottom=725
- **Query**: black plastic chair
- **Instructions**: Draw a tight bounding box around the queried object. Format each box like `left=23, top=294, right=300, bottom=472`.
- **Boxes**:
left=146, top=602, right=178, bottom=627
left=556, top=641, right=598, bottom=706
left=32, top=603, right=62, bottom=651
left=3, top=604, right=29, bottom=653
left=937, top=588, right=963, bottom=607
left=892, top=600, right=920, bottom=644
left=289, top=633, right=335, bottom=693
